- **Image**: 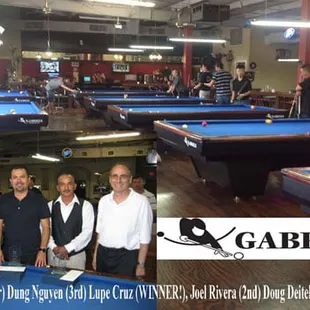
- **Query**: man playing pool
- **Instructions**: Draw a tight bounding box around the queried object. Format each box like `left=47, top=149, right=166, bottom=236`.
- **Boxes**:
left=296, top=64, right=310, bottom=118
left=167, top=70, right=189, bottom=97
left=45, top=75, right=77, bottom=114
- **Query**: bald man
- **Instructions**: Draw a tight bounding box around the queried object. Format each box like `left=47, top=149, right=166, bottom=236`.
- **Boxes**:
left=92, top=163, right=153, bottom=277
left=167, top=70, right=189, bottom=97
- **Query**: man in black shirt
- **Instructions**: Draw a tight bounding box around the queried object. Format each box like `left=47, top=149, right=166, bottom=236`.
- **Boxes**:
left=296, top=64, right=310, bottom=118
left=167, top=70, right=189, bottom=97
left=0, top=165, right=50, bottom=266
left=193, top=64, right=212, bottom=98
left=231, top=64, right=252, bottom=105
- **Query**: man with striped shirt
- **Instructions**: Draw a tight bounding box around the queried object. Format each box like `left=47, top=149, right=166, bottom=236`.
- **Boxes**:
left=207, top=62, right=232, bottom=104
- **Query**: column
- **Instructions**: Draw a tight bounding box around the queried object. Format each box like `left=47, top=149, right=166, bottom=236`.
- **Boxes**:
left=297, top=0, right=310, bottom=82
left=183, top=25, right=194, bottom=87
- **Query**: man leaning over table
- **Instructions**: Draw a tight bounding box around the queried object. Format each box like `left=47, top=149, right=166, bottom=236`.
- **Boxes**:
left=92, top=163, right=153, bottom=277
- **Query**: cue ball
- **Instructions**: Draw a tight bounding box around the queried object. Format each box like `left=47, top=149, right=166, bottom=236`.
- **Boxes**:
left=129, top=108, right=133, bottom=111
left=124, top=94, right=128, bottom=98
left=8, top=90, right=11, bottom=93
left=265, top=119, right=272, bottom=124
left=10, top=109, right=16, bottom=114
left=251, top=105, right=256, bottom=110
left=182, top=124, right=188, bottom=129
left=177, top=96, right=179, bottom=99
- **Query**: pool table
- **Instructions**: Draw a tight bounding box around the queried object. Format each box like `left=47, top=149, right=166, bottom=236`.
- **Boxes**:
left=154, top=119, right=310, bottom=200
left=282, top=167, right=310, bottom=214
left=0, top=265, right=156, bottom=310
left=107, top=104, right=289, bottom=129
left=77, top=89, right=169, bottom=97
left=0, top=90, right=32, bottom=101
left=84, top=95, right=214, bottom=114
left=0, top=100, right=48, bottom=130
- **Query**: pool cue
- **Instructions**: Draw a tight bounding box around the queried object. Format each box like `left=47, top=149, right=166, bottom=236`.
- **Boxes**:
left=297, top=95, right=301, bottom=118
left=289, top=94, right=298, bottom=118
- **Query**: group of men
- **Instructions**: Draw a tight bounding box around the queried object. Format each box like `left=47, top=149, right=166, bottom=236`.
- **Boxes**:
left=0, top=164, right=155, bottom=277
left=194, top=62, right=252, bottom=104
left=166, top=62, right=252, bottom=104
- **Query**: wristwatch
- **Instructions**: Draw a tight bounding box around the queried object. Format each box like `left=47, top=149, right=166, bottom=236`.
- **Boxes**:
left=137, top=262, right=145, bottom=268
left=38, top=248, right=47, bottom=253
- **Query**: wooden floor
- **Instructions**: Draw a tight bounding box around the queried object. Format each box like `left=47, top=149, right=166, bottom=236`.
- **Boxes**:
left=157, top=152, right=310, bottom=309
left=157, top=152, right=307, bottom=217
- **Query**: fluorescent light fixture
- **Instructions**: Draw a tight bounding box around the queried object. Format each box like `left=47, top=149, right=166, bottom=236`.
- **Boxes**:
left=31, top=153, right=60, bottom=162
left=277, top=58, right=300, bottom=62
left=79, top=15, right=129, bottom=22
left=115, top=23, right=122, bottom=29
left=108, top=48, right=143, bottom=52
left=94, top=172, right=102, bottom=175
left=251, top=20, right=310, bottom=28
left=0, top=40, right=3, bottom=46
left=169, top=37, right=226, bottom=43
left=130, top=45, right=174, bottom=50
left=87, top=0, right=155, bottom=8
left=0, top=26, right=5, bottom=35
left=51, top=57, right=58, bottom=60
left=36, top=54, right=42, bottom=59
left=76, top=132, right=140, bottom=141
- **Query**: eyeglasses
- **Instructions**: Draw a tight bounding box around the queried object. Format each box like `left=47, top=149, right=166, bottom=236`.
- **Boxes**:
left=110, top=174, right=130, bottom=181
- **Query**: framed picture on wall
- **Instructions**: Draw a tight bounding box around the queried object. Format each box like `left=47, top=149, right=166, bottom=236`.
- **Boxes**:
left=112, top=63, right=130, bottom=73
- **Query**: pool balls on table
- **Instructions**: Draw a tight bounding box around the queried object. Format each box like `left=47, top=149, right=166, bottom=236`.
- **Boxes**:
left=182, top=124, right=188, bottom=129
left=10, top=109, right=16, bottom=114
left=250, top=105, right=256, bottom=110
left=265, top=119, right=273, bottom=124
left=202, top=121, right=207, bottom=127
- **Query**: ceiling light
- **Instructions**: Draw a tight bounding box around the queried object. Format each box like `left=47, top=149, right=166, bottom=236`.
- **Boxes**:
left=79, top=16, right=129, bottom=22
left=149, top=51, right=162, bottom=61
left=87, top=0, right=155, bottom=8
left=114, top=54, right=123, bottom=61
left=0, top=40, right=3, bottom=46
left=130, top=45, right=174, bottom=50
left=108, top=48, right=143, bottom=52
left=31, top=153, right=60, bottom=162
left=36, top=54, right=42, bottom=59
left=94, top=172, right=102, bottom=175
left=115, top=24, right=122, bottom=29
left=251, top=20, right=310, bottom=28
left=45, top=50, right=53, bottom=57
left=169, top=37, right=226, bottom=43
left=76, top=132, right=140, bottom=141
left=0, top=26, right=5, bottom=35
left=277, top=58, right=300, bottom=62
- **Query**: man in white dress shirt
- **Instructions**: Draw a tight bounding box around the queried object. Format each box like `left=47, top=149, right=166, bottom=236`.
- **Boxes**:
left=92, top=163, right=153, bottom=277
left=48, top=172, right=94, bottom=270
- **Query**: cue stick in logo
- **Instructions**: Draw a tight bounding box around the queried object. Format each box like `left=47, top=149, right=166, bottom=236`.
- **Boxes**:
left=62, top=147, right=73, bottom=159
left=184, top=137, right=197, bottom=149
left=157, top=218, right=244, bottom=260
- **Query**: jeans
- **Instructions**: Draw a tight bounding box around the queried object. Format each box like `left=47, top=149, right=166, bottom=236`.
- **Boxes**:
left=199, top=90, right=211, bottom=99
left=234, top=99, right=250, bottom=105
left=216, top=96, right=231, bottom=104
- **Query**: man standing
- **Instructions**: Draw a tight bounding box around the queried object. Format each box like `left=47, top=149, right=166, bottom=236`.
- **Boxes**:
left=93, top=163, right=153, bottom=277
left=29, top=175, right=43, bottom=196
left=296, top=64, right=310, bottom=118
left=48, top=171, right=94, bottom=270
left=231, top=64, right=252, bottom=105
left=0, top=166, right=50, bottom=266
left=45, top=75, right=77, bottom=113
left=194, top=64, right=212, bottom=99
left=167, top=70, right=189, bottom=97
left=207, top=62, right=232, bottom=104
left=131, top=176, right=156, bottom=210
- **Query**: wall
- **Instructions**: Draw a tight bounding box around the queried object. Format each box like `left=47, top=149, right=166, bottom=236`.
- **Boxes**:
left=249, top=28, right=298, bottom=92
left=21, top=59, right=183, bottom=81
left=212, top=27, right=251, bottom=75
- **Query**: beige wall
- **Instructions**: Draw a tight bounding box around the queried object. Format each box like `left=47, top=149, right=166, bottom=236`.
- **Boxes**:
left=213, top=27, right=251, bottom=76
left=249, top=28, right=298, bottom=92
left=0, top=157, right=137, bottom=200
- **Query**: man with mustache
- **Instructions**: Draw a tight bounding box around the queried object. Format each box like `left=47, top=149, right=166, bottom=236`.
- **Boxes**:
left=47, top=171, right=94, bottom=270
left=0, top=165, right=50, bottom=266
